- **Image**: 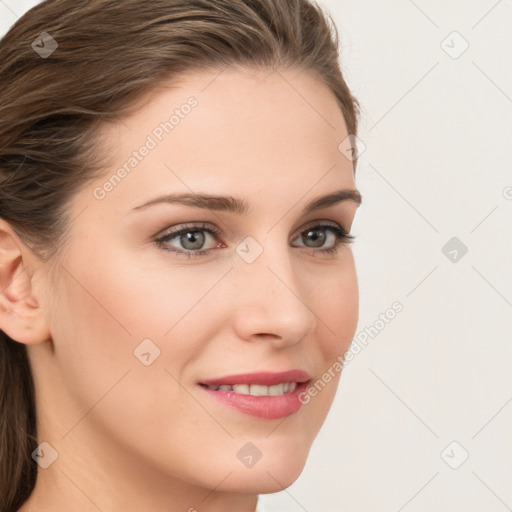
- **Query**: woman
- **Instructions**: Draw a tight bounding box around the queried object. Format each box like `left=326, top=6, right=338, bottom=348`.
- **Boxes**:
left=0, top=0, right=361, bottom=510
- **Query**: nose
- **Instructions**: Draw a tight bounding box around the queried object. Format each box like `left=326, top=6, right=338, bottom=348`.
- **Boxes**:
left=230, top=242, right=317, bottom=349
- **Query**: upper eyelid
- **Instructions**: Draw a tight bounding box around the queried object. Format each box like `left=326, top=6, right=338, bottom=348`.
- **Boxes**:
left=156, top=219, right=347, bottom=238
left=155, top=222, right=220, bottom=239
left=299, top=220, right=346, bottom=230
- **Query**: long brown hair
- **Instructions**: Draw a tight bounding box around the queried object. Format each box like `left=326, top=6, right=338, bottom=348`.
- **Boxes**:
left=0, top=0, right=359, bottom=509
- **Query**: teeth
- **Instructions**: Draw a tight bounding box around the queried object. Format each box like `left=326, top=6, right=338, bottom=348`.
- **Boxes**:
left=268, top=383, right=284, bottom=395
left=249, top=384, right=268, bottom=396
left=205, top=382, right=297, bottom=396
left=232, top=384, right=250, bottom=395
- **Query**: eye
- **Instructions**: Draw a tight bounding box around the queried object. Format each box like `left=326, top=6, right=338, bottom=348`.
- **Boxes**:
left=291, top=223, right=354, bottom=253
left=154, top=221, right=354, bottom=259
left=155, top=223, right=223, bottom=257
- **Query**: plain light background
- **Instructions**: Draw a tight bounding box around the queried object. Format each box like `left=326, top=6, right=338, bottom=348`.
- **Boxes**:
left=1, top=1, right=511, bottom=511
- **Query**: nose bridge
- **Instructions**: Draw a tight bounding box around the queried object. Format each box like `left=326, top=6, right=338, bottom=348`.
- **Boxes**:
left=236, top=234, right=297, bottom=298
left=230, top=234, right=317, bottom=343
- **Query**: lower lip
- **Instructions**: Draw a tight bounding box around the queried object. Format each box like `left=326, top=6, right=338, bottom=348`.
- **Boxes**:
left=199, top=382, right=309, bottom=419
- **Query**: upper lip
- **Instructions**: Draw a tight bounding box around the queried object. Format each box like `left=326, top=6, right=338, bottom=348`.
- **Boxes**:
left=199, top=369, right=311, bottom=387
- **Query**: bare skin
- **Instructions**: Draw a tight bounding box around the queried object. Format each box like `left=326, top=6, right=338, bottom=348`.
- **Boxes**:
left=1, top=66, right=360, bottom=512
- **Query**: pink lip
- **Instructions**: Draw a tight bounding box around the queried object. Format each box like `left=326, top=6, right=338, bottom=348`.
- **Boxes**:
left=200, top=369, right=311, bottom=387
left=198, top=370, right=311, bottom=420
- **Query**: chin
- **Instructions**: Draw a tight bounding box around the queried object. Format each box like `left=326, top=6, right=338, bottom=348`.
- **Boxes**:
left=210, top=437, right=311, bottom=494
left=223, top=460, right=307, bottom=494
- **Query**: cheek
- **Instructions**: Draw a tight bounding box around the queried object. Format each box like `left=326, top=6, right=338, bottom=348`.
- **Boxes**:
left=290, top=253, right=358, bottom=434
left=56, top=247, right=228, bottom=345
left=309, top=253, right=359, bottom=362
left=48, top=251, right=232, bottom=420
left=48, top=258, right=225, bottom=472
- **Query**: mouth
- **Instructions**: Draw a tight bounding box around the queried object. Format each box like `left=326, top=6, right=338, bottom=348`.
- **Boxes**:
left=198, top=369, right=311, bottom=420
left=200, top=381, right=299, bottom=396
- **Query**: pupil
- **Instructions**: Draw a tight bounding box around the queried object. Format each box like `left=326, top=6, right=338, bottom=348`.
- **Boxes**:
left=304, top=229, right=325, bottom=247
left=181, top=231, right=205, bottom=250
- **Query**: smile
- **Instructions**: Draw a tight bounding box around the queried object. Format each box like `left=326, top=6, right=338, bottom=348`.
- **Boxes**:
left=202, top=382, right=298, bottom=396
left=198, top=370, right=311, bottom=419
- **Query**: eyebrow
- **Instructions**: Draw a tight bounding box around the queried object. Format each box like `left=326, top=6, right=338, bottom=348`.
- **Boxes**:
left=131, top=188, right=362, bottom=215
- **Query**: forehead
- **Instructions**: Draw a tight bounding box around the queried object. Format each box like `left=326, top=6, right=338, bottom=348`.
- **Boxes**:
left=82, top=67, right=355, bottom=215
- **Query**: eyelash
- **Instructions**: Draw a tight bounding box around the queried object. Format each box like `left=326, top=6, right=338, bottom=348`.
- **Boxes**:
left=154, top=222, right=355, bottom=259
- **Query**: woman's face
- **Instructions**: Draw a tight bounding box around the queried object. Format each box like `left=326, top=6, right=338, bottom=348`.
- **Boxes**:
left=32, top=66, right=360, bottom=499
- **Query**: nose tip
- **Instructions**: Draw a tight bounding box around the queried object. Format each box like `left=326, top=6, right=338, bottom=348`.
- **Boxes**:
left=230, top=261, right=317, bottom=348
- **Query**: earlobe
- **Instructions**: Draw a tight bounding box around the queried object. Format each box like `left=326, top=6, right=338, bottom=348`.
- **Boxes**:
left=0, top=219, right=51, bottom=345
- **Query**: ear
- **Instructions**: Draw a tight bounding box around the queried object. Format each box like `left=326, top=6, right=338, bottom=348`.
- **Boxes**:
left=0, top=218, right=51, bottom=345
